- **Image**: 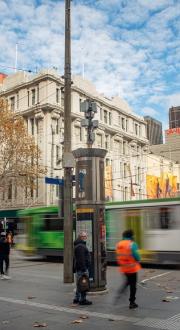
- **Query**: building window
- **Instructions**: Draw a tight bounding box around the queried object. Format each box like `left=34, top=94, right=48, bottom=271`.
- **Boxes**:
left=37, top=85, right=39, bottom=104
left=56, top=145, right=60, bottom=164
left=122, top=117, right=125, bottom=130
left=100, top=108, right=103, bottom=121
left=114, top=140, right=120, bottom=153
left=123, top=141, right=126, bottom=155
left=120, top=162, right=123, bottom=177
left=35, top=179, right=38, bottom=198
left=96, top=134, right=102, bottom=147
left=30, top=118, right=34, bottom=135
left=14, top=184, right=17, bottom=199
left=17, top=93, right=19, bottom=109
left=10, top=96, right=15, bottom=111
left=126, top=119, right=128, bottom=131
left=75, top=126, right=82, bottom=142
left=56, top=88, right=60, bottom=103
left=104, top=110, right=108, bottom=124
left=56, top=118, right=60, bottom=134
left=61, top=89, right=64, bottom=107
left=28, top=91, right=30, bottom=107
left=124, top=187, right=128, bottom=201
left=36, top=120, right=39, bottom=135
left=137, top=167, right=141, bottom=183
left=8, top=182, right=12, bottom=200
left=118, top=115, right=121, bottom=125
left=25, top=186, right=28, bottom=199
left=30, top=179, right=34, bottom=198
left=105, top=135, right=109, bottom=149
left=79, top=98, right=82, bottom=112
left=135, top=123, right=138, bottom=135
left=79, top=126, right=82, bottom=141
left=109, top=112, right=112, bottom=125
left=32, top=89, right=36, bottom=105
left=123, top=163, right=127, bottom=178
left=105, top=158, right=110, bottom=166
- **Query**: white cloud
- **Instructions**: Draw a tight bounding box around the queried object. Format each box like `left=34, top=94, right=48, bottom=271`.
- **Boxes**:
left=138, top=0, right=173, bottom=10
left=141, top=107, right=159, bottom=117
left=166, top=93, right=180, bottom=108
left=0, top=0, right=179, bottom=128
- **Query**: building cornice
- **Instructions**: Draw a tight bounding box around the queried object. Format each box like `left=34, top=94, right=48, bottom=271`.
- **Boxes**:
left=0, top=72, right=146, bottom=125
left=0, top=73, right=64, bottom=96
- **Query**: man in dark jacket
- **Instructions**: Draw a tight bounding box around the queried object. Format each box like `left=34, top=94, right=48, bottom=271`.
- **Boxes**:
left=0, top=232, right=11, bottom=279
left=73, top=231, right=92, bottom=305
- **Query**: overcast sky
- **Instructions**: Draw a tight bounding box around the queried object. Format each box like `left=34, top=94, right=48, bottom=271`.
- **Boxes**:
left=0, top=0, right=180, bottom=129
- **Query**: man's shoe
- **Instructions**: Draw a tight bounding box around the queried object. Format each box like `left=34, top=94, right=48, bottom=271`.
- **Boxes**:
left=129, top=302, right=138, bottom=309
left=79, top=300, right=92, bottom=305
left=73, top=299, right=79, bottom=304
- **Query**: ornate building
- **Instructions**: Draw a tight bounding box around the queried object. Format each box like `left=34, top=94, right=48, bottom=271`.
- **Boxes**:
left=0, top=68, right=149, bottom=209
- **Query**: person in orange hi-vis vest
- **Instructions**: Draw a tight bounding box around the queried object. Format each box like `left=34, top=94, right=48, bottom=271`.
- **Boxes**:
left=115, top=229, right=141, bottom=309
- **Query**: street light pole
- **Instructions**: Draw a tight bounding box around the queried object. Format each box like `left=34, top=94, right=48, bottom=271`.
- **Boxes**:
left=63, top=0, right=74, bottom=283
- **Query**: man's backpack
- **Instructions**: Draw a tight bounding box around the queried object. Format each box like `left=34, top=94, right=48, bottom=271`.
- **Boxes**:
left=77, top=274, right=90, bottom=293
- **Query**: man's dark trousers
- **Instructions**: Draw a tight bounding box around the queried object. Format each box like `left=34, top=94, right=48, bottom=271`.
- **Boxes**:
left=0, top=255, right=9, bottom=275
left=117, top=272, right=137, bottom=303
left=125, top=272, right=137, bottom=303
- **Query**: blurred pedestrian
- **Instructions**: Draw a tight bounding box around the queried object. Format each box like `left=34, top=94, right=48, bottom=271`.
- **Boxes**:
left=73, top=231, right=92, bottom=305
left=0, top=232, right=11, bottom=279
left=115, top=229, right=141, bottom=309
left=6, top=231, right=13, bottom=247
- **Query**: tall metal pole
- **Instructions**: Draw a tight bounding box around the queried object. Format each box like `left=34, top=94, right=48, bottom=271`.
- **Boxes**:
left=63, top=0, right=74, bottom=283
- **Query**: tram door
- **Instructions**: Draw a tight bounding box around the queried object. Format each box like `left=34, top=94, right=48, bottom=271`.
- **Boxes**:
left=125, top=209, right=143, bottom=248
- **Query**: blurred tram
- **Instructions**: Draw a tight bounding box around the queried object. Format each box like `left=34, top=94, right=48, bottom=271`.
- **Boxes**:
left=16, top=197, right=180, bottom=265
left=16, top=206, right=76, bottom=256
left=106, top=197, right=180, bottom=265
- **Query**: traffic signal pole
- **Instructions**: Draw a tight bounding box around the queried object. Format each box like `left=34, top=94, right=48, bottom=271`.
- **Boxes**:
left=63, top=0, right=74, bottom=283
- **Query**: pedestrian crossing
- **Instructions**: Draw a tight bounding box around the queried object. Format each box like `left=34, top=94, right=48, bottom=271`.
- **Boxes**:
left=134, top=317, right=180, bottom=330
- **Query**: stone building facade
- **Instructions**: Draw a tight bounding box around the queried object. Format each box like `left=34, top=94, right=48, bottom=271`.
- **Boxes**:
left=0, top=68, right=150, bottom=209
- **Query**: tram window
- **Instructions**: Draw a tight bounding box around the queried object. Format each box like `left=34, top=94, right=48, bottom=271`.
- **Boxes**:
left=144, top=207, right=176, bottom=230
left=43, top=214, right=64, bottom=231
left=159, top=208, right=175, bottom=229
left=144, top=208, right=159, bottom=229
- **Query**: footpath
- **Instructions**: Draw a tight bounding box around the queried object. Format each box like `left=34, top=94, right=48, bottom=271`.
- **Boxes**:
left=0, top=250, right=180, bottom=330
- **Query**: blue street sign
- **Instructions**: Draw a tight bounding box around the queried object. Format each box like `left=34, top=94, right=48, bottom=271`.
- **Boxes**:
left=45, top=177, right=64, bottom=185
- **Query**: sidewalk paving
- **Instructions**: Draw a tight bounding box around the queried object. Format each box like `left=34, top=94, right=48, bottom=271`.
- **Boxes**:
left=0, top=250, right=180, bottom=330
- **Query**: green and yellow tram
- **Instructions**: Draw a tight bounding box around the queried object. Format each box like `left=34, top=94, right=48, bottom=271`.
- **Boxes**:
left=16, top=197, right=180, bottom=264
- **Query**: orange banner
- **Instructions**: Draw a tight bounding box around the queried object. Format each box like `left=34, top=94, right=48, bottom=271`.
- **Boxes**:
left=105, top=165, right=112, bottom=200
left=146, top=174, right=177, bottom=199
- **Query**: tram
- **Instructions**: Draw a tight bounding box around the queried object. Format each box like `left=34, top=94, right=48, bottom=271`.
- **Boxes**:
left=16, top=197, right=180, bottom=265
left=106, top=197, right=180, bottom=264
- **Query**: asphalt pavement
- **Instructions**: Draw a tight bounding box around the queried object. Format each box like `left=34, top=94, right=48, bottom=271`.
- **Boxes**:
left=0, top=249, right=180, bottom=330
